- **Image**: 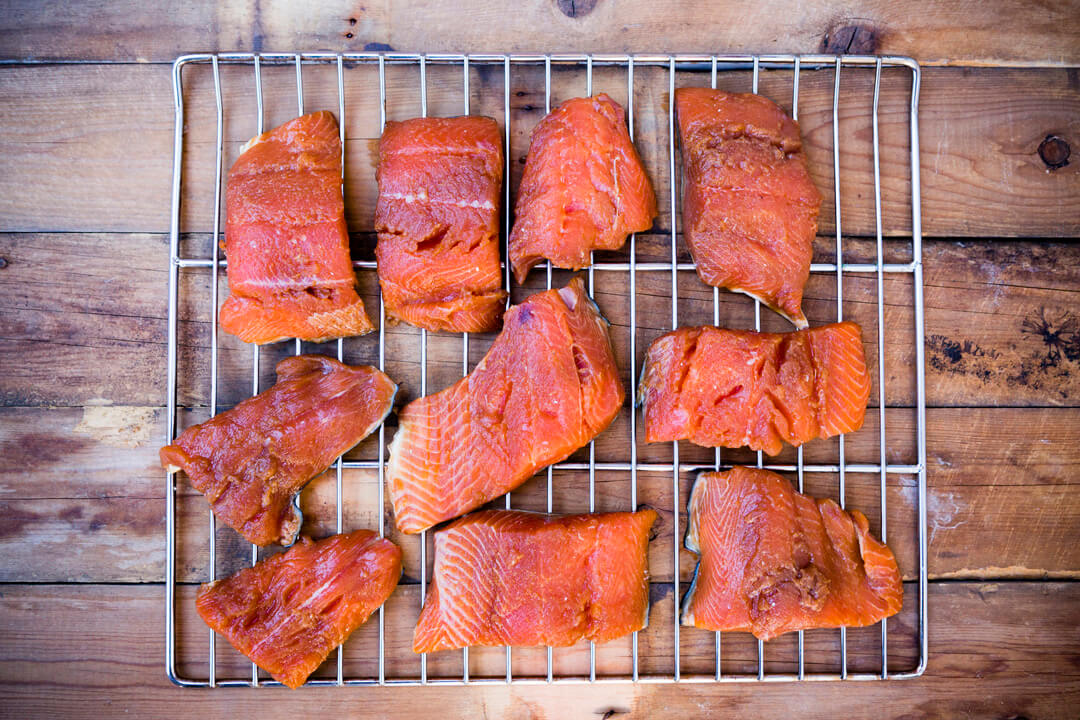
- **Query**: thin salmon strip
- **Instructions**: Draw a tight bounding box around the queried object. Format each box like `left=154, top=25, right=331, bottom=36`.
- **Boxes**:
left=221, top=111, right=374, bottom=344
left=196, top=530, right=402, bottom=688
left=509, top=94, right=657, bottom=284
left=413, top=509, right=656, bottom=652
left=676, top=88, right=822, bottom=329
left=682, top=467, right=902, bottom=641
left=161, top=355, right=397, bottom=546
left=375, top=116, right=507, bottom=332
left=387, top=277, right=624, bottom=534
left=638, top=322, right=870, bottom=455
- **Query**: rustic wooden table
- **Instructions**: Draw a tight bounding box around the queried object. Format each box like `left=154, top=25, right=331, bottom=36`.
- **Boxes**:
left=2, top=2, right=1079, bottom=717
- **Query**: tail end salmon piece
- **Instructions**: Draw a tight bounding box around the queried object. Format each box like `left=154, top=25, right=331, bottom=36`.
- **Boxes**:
left=196, top=530, right=402, bottom=688
left=509, top=94, right=657, bottom=283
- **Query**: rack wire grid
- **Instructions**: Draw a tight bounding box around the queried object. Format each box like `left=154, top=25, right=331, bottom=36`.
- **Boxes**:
left=166, top=52, right=927, bottom=687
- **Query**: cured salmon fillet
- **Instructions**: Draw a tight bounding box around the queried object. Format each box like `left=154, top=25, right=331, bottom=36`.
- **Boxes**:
left=682, top=467, right=902, bottom=640
left=413, top=509, right=656, bottom=652
left=676, top=88, right=822, bottom=329
left=508, top=94, right=657, bottom=284
left=375, top=116, right=507, bottom=332
left=196, top=530, right=402, bottom=688
left=220, top=111, right=374, bottom=344
left=388, top=277, right=623, bottom=534
left=638, top=322, right=870, bottom=455
left=160, top=355, right=397, bottom=546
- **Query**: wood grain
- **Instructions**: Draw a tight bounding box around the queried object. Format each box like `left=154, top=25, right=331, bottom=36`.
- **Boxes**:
left=0, top=65, right=1077, bottom=237
left=2, top=404, right=1076, bottom=583
left=0, top=581, right=1076, bottom=717
left=2, top=0, right=1080, bottom=66
left=4, top=233, right=1079, bottom=409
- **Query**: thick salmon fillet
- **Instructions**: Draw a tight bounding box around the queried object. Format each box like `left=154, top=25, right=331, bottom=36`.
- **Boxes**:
left=413, top=509, right=656, bottom=652
left=220, top=111, right=374, bottom=344
left=509, top=94, right=657, bottom=284
left=160, top=355, right=397, bottom=546
left=638, top=322, right=870, bottom=455
left=375, top=116, right=507, bottom=332
left=387, top=277, right=624, bottom=534
left=682, top=467, right=902, bottom=641
left=196, top=530, right=401, bottom=688
left=676, top=88, right=822, bottom=329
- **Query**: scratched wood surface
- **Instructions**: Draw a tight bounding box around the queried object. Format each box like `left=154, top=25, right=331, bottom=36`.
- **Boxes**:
left=1, top=1, right=1079, bottom=717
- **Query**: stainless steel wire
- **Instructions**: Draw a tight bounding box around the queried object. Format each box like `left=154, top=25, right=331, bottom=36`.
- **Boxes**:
left=165, top=52, right=927, bottom=687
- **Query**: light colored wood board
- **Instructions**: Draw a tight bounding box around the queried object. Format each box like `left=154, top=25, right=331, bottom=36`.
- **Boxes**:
left=5, top=232, right=1080, bottom=409
left=2, top=0, right=1080, bottom=66
left=0, top=582, right=1076, bottom=718
left=2, top=407, right=1077, bottom=583
left=0, top=65, right=1077, bottom=236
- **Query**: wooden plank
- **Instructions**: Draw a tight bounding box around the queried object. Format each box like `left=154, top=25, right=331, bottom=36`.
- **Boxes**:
left=0, top=582, right=1075, bottom=717
left=2, top=404, right=1076, bottom=583
left=0, top=65, right=1077, bottom=236
left=2, top=0, right=1080, bottom=66
left=4, top=233, right=1080, bottom=409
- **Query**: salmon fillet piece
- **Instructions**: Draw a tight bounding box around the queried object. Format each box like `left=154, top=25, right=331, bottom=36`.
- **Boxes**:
left=387, top=277, right=624, bottom=534
left=413, top=509, right=656, bottom=652
left=375, top=116, right=507, bottom=332
left=160, top=355, right=397, bottom=546
left=638, top=322, right=870, bottom=455
left=682, top=467, right=902, bottom=641
left=196, top=530, right=402, bottom=688
left=221, top=111, right=374, bottom=344
left=509, top=94, right=657, bottom=284
left=676, top=88, right=822, bottom=329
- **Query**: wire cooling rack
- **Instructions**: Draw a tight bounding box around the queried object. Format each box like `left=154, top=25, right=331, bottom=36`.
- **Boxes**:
left=165, top=52, right=927, bottom=687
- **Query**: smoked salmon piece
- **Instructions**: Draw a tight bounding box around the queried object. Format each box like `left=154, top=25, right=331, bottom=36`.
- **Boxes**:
left=676, top=88, right=822, bottom=329
left=221, top=111, right=374, bottom=344
left=682, top=467, right=902, bottom=640
left=161, top=355, right=397, bottom=546
left=388, top=277, right=623, bottom=534
left=196, top=530, right=402, bottom=688
left=638, top=322, right=870, bottom=455
left=375, top=116, right=507, bottom=332
left=508, top=94, right=657, bottom=284
left=413, top=509, right=656, bottom=652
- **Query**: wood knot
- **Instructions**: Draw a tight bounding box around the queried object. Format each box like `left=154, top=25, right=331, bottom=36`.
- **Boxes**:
left=820, top=22, right=880, bottom=54
left=1038, top=135, right=1071, bottom=170
left=0, top=257, right=7, bottom=269
left=556, top=0, right=598, bottom=18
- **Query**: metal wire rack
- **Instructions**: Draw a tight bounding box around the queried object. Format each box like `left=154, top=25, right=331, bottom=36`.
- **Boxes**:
left=166, top=52, right=927, bottom=687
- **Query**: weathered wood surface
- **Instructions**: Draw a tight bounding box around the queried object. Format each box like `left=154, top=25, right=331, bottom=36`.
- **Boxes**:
left=4, top=234, right=1079, bottom=409
left=1, top=582, right=1076, bottom=718
left=0, top=65, right=1077, bottom=237
left=3, top=0, right=1080, bottom=67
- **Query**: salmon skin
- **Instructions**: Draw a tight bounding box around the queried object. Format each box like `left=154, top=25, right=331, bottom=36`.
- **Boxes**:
left=413, top=509, right=656, bottom=652
left=638, top=322, right=870, bottom=455
left=375, top=116, right=507, bottom=332
left=676, top=88, right=822, bottom=329
left=220, top=111, right=374, bottom=344
left=160, top=355, right=397, bottom=546
left=682, top=467, right=902, bottom=641
left=387, top=277, right=624, bottom=534
left=196, top=530, right=402, bottom=688
left=509, top=94, right=657, bottom=284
